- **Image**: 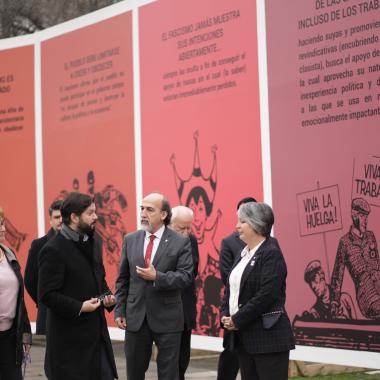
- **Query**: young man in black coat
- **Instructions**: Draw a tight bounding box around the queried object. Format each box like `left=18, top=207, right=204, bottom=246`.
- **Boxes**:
left=38, top=192, right=117, bottom=380
left=25, top=200, right=62, bottom=335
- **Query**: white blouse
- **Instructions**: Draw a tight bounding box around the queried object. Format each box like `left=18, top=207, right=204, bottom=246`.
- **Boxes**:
left=229, top=240, right=265, bottom=316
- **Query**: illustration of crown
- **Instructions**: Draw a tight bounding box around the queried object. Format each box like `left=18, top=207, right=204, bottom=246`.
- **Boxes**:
left=170, top=131, right=217, bottom=206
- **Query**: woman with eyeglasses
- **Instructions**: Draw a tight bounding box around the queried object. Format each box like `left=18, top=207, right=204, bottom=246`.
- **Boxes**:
left=0, top=206, right=32, bottom=380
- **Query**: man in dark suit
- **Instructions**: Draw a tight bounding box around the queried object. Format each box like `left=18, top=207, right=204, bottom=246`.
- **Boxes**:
left=38, top=192, right=117, bottom=380
left=217, top=197, right=256, bottom=380
left=170, top=205, right=199, bottom=380
left=115, top=192, right=193, bottom=380
left=25, top=200, right=62, bottom=335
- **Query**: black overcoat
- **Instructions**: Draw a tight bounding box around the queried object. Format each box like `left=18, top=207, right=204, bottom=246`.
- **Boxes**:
left=0, top=243, right=32, bottom=365
left=181, top=234, right=199, bottom=329
left=38, top=233, right=117, bottom=380
left=25, top=228, right=55, bottom=334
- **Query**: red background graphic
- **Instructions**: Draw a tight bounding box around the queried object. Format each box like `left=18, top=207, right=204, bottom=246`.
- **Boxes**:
left=0, top=45, right=37, bottom=319
left=266, top=0, right=380, bottom=346
left=140, top=0, right=263, bottom=336
left=41, top=12, right=136, bottom=325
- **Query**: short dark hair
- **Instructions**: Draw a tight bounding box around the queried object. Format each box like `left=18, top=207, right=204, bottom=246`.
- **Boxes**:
left=61, top=192, right=94, bottom=225
left=304, top=260, right=325, bottom=284
left=49, top=200, right=63, bottom=217
left=161, top=195, right=172, bottom=226
left=237, top=197, right=257, bottom=210
left=185, top=186, right=213, bottom=216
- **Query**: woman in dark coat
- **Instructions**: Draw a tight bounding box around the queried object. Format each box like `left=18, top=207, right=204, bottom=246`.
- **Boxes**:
left=0, top=207, right=32, bottom=380
left=221, top=202, right=295, bottom=380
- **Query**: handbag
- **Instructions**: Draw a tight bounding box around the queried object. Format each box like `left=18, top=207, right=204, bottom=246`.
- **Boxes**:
left=262, top=310, right=283, bottom=329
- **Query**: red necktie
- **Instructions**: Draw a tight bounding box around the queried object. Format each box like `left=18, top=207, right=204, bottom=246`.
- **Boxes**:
left=144, top=235, right=156, bottom=267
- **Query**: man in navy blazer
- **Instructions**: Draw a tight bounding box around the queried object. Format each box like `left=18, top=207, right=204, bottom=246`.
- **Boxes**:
left=217, top=197, right=256, bottom=380
left=115, top=193, right=193, bottom=380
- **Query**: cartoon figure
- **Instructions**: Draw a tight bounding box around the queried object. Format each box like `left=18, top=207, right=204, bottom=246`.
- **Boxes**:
left=170, top=131, right=223, bottom=335
left=303, top=260, right=356, bottom=320
left=96, top=184, right=128, bottom=266
left=331, top=198, right=380, bottom=319
left=4, top=217, right=27, bottom=252
left=55, top=170, right=128, bottom=267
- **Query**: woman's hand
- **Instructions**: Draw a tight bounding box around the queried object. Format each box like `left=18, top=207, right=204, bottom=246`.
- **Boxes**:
left=221, top=316, right=238, bottom=331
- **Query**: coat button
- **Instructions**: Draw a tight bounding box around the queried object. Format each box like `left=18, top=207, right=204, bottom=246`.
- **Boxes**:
left=238, top=304, right=243, bottom=308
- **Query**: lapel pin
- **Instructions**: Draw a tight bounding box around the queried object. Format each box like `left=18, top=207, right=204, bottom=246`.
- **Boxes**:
left=250, top=260, right=255, bottom=266
left=165, top=239, right=168, bottom=243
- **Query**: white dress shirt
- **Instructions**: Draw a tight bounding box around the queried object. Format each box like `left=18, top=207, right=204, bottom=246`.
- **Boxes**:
left=144, top=224, right=165, bottom=262
left=229, top=239, right=265, bottom=316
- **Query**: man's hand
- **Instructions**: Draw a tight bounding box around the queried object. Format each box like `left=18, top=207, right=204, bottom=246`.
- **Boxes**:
left=136, top=260, right=157, bottom=281
left=221, top=316, right=238, bottom=331
left=102, top=294, right=116, bottom=308
left=115, top=316, right=127, bottom=330
left=81, top=298, right=101, bottom=313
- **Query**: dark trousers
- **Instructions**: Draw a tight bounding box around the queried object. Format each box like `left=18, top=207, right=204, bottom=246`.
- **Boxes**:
left=237, top=346, right=289, bottom=380
left=217, top=330, right=239, bottom=380
left=36, top=303, right=47, bottom=335
left=217, top=348, right=239, bottom=380
left=179, top=329, right=191, bottom=380
left=101, top=341, right=115, bottom=380
left=0, top=328, right=22, bottom=380
left=125, top=319, right=181, bottom=380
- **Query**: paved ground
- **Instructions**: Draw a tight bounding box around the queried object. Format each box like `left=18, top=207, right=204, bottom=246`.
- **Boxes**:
left=24, top=337, right=233, bottom=380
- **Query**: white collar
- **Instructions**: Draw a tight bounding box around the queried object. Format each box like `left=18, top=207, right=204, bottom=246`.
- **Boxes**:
left=241, top=239, right=265, bottom=258
left=146, top=224, right=165, bottom=240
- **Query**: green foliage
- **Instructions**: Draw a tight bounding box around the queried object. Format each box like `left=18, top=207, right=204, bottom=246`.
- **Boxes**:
left=292, top=373, right=380, bottom=379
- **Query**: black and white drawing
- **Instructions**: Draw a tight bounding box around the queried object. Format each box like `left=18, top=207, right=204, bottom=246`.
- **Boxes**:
left=170, top=131, right=223, bottom=336
left=55, top=170, right=128, bottom=267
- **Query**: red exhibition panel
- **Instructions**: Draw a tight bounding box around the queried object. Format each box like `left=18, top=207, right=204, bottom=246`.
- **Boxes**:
left=0, top=45, right=37, bottom=319
left=266, top=0, right=380, bottom=351
left=41, top=12, right=136, bottom=325
left=140, top=0, right=263, bottom=336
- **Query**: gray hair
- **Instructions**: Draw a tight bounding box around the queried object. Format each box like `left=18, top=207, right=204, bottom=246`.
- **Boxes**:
left=171, top=205, right=194, bottom=223
left=238, top=202, right=274, bottom=237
